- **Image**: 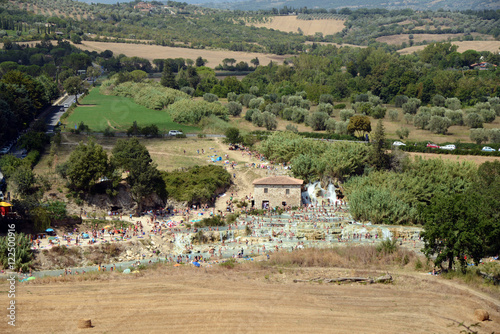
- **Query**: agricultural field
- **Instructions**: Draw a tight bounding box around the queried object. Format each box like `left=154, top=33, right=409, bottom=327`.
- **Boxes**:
left=398, top=40, right=500, bottom=54
left=64, top=88, right=199, bottom=133
left=74, top=41, right=291, bottom=69
left=376, top=33, right=495, bottom=45
left=248, top=16, right=346, bottom=36
left=5, top=264, right=500, bottom=333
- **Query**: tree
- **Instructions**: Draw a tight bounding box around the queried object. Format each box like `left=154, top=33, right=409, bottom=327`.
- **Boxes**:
left=369, top=120, right=389, bottom=170
left=111, top=138, right=165, bottom=207
left=63, top=76, right=87, bottom=103
left=250, top=57, right=259, bottom=67
left=160, top=66, right=178, bottom=89
left=421, top=190, right=496, bottom=271
left=464, top=113, right=483, bottom=128
left=427, top=116, right=451, bottom=135
left=308, top=112, right=329, bottom=131
left=469, top=128, right=488, bottom=144
left=11, top=166, right=35, bottom=196
left=347, top=115, right=371, bottom=138
left=227, top=102, right=242, bottom=117
left=64, top=140, right=111, bottom=192
left=225, top=127, right=241, bottom=144
left=70, top=33, right=82, bottom=44
left=195, top=56, right=206, bottom=67
left=395, top=127, right=410, bottom=139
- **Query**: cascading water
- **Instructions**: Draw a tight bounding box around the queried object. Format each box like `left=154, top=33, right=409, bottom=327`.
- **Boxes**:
left=301, top=182, right=337, bottom=205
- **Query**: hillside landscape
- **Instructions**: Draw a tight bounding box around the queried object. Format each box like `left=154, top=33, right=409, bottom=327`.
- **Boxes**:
left=0, top=0, right=499, bottom=333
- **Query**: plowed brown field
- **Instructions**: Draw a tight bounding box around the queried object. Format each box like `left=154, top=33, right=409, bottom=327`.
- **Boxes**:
left=3, top=266, right=499, bottom=333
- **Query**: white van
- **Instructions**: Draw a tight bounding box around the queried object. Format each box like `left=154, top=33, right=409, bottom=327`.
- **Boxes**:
left=64, top=103, right=69, bottom=108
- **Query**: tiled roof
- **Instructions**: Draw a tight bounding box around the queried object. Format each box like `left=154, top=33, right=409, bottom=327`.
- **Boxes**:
left=252, top=176, right=304, bottom=185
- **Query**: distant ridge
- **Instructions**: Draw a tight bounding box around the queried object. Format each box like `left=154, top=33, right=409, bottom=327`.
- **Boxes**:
left=200, top=0, right=500, bottom=11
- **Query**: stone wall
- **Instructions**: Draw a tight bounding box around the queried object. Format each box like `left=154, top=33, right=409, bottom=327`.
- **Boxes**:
left=254, top=184, right=301, bottom=209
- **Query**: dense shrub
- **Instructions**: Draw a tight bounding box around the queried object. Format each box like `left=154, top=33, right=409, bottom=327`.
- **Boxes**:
left=414, top=112, right=431, bottom=129
left=489, top=129, right=500, bottom=144
left=396, top=127, right=410, bottom=139
left=340, top=109, right=355, bottom=121
left=238, top=94, right=256, bottom=108
left=334, top=103, right=346, bottom=109
left=325, top=118, right=337, bottom=133
left=251, top=110, right=264, bottom=127
left=371, top=105, right=387, bottom=119
left=464, top=112, right=484, bottom=128
left=248, top=97, right=265, bottom=110
left=108, top=81, right=189, bottom=110
left=266, top=102, right=286, bottom=116
left=262, top=112, right=277, bottom=131
left=394, top=95, right=408, bottom=108
left=291, top=107, right=308, bottom=123
left=203, top=93, right=218, bottom=102
left=319, top=94, right=334, bottom=104
left=227, top=101, right=243, bottom=117
left=317, top=103, right=334, bottom=115
left=168, top=99, right=228, bottom=124
left=470, top=128, right=489, bottom=144
left=445, top=109, right=463, bottom=125
left=388, top=109, right=399, bottom=121
left=308, top=112, right=329, bottom=131
left=162, top=165, right=231, bottom=205
left=445, top=97, right=461, bottom=111
left=402, top=98, right=421, bottom=114
left=245, top=108, right=257, bottom=121
left=432, top=94, right=445, bottom=107
left=427, top=116, right=452, bottom=135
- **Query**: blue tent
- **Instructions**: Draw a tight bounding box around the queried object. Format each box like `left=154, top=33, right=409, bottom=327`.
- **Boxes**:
left=192, top=261, right=201, bottom=267
left=45, top=228, right=54, bottom=232
left=211, top=156, right=222, bottom=162
left=82, top=233, right=90, bottom=239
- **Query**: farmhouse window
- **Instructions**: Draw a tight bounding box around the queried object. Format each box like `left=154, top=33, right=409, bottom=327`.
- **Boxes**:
left=286, top=189, right=290, bottom=195
left=264, top=188, right=268, bottom=193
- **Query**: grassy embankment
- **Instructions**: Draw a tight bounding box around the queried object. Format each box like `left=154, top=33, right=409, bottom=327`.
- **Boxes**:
left=64, top=87, right=200, bottom=133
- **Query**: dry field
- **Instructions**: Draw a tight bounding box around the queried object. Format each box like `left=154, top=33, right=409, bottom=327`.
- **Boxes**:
left=408, top=152, right=500, bottom=164
left=249, top=16, right=346, bottom=36
left=2, top=265, right=499, bottom=334
left=377, top=33, right=494, bottom=45
left=304, top=41, right=366, bottom=49
left=399, top=40, right=500, bottom=54
left=74, top=41, right=291, bottom=68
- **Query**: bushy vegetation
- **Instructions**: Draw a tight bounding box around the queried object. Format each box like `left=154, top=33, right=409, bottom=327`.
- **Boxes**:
left=162, top=165, right=231, bottom=205
left=167, top=99, right=228, bottom=125
left=103, top=80, right=189, bottom=110
left=345, top=157, right=477, bottom=225
left=0, top=233, right=33, bottom=272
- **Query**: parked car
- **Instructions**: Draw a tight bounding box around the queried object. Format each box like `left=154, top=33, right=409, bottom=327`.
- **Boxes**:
left=482, top=146, right=496, bottom=152
left=392, top=141, right=406, bottom=147
left=426, top=142, right=439, bottom=148
left=168, top=130, right=183, bottom=136
left=440, top=144, right=456, bottom=150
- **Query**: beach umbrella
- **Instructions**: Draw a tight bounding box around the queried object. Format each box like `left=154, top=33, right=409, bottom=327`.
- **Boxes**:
left=103, top=225, right=111, bottom=229
left=0, top=202, right=12, bottom=206
left=192, top=261, right=201, bottom=267
left=45, top=228, right=54, bottom=232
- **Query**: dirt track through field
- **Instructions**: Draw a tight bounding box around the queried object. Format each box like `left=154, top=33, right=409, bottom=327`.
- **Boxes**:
left=5, top=266, right=499, bottom=333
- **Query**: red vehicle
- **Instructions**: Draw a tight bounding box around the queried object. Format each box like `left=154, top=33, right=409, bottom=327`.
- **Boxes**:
left=426, top=142, right=439, bottom=148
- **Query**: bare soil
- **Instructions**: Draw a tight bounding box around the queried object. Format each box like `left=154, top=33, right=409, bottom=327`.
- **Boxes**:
left=399, top=40, right=500, bottom=54
left=377, top=33, right=493, bottom=45
left=4, top=265, right=499, bottom=333
left=249, top=16, right=346, bottom=36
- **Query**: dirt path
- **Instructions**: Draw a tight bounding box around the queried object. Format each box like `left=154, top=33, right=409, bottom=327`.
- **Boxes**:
left=6, top=266, right=499, bottom=333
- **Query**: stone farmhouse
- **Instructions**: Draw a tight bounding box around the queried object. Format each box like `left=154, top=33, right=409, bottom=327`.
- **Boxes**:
left=252, top=176, right=303, bottom=209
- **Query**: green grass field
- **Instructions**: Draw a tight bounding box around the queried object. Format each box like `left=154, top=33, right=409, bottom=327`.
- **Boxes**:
left=65, top=88, right=200, bottom=133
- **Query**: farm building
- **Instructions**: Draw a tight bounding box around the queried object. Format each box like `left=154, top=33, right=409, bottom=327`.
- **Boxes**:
left=252, top=176, right=303, bottom=209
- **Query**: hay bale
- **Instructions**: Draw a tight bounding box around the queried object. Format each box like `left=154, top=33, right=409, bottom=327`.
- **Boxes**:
left=474, top=309, right=489, bottom=321
left=78, top=319, right=92, bottom=329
